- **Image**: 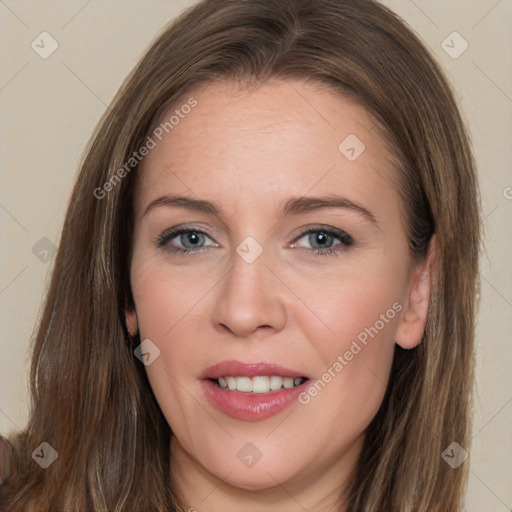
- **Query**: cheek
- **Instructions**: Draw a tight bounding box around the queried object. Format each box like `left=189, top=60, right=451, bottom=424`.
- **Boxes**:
left=129, top=256, right=218, bottom=434
left=294, top=252, right=406, bottom=359
left=290, top=258, right=405, bottom=432
left=130, top=254, right=210, bottom=340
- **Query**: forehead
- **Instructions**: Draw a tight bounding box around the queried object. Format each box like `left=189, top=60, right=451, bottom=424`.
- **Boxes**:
left=135, top=79, right=400, bottom=217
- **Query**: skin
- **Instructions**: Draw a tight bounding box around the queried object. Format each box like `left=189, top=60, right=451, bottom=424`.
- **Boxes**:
left=126, top=79, right=436, bottom=511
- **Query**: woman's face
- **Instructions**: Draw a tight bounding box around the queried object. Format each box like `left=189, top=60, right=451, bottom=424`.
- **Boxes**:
left=127, top=79, right=432, bottom=503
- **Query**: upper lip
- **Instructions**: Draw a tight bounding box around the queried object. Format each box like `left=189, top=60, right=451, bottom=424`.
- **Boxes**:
left=202, top=360, right=309, bottom=380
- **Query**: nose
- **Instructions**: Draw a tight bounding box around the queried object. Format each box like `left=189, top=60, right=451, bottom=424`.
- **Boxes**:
left=211, top=246, right=287, bottom=338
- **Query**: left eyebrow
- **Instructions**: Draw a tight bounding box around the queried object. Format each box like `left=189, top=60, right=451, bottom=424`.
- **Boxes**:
left=281, top=195, right=378, bottom=226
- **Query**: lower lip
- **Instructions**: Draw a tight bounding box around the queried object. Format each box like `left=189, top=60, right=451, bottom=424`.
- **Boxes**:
left=202, top=379, right=308, bottom=421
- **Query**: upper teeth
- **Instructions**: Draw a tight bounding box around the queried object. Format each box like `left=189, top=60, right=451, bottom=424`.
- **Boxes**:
left=216, top=376, right=305, bottom=393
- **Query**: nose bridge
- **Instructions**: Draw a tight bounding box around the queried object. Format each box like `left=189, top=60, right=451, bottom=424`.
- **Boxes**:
left=211, top=235, right=286, bottom=336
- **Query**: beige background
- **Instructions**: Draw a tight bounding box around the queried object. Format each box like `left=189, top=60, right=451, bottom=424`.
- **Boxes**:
left=0, top=1, right=510, bottom=509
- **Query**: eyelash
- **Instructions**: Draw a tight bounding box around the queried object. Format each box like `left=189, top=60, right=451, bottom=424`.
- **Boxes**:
left=155, top=225, right=354, bottom=257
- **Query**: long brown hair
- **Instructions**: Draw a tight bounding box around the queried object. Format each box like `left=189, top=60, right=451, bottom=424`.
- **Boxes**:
left=0, top=0, right=480, bottom=510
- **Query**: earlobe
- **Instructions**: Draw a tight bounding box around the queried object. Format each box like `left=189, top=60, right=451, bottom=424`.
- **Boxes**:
left=125, top=308, right=138, bottom=337
left=396, top=235, right=438, bottom=349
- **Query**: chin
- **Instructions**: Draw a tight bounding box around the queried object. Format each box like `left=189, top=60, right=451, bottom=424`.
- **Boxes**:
left=210, top=463, right=294, bottom=492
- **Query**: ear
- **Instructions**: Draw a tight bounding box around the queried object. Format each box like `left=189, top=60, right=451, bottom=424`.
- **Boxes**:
left=125, top=307, right=138, bottom=337
left=396, top=235, right=438, bottom=349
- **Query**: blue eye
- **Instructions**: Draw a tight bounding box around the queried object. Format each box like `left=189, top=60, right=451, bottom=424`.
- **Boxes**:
left=156, top=226, right=354, bottom=256
left=292, top=227, right=354, bottom=256
left=156, top=227, right=217, bottom=254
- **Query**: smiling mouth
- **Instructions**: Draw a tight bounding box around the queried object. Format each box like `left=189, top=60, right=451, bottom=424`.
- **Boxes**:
left=210, top=375, right=309, bottom=394
left=202, top=362, right=311, bottom=420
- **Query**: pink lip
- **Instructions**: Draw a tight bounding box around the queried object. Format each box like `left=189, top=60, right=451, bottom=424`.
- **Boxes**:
left=202, top=360, right=308, bottom=379
left=202, top=379, right=309, bottom=421
left=201, top=360, right=310, bottom=422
